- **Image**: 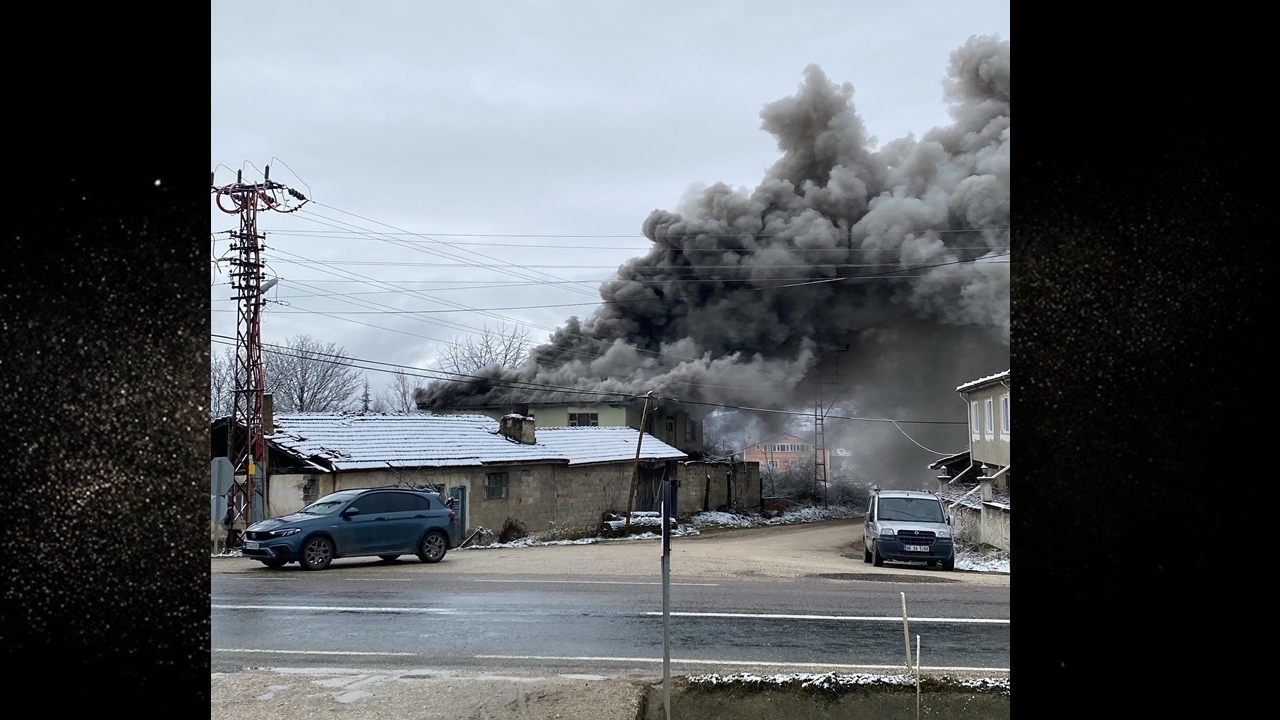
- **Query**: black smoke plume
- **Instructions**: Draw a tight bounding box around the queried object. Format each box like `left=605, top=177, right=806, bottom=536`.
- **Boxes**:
left=418, top=36, right=1009, bottom=481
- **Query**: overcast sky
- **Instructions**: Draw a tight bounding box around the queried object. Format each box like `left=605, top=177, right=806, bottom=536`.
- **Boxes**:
left=211, top=1, right=1010, bottom=398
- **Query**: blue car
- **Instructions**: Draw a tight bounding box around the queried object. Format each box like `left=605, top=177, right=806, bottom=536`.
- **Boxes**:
left=241, top=488, right=458, bottom=570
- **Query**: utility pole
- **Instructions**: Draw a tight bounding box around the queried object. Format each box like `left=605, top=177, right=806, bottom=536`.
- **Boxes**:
left=815, top=346, right=849, bottom=509
left=814, top=391, right=827, bottom=509
left=624, top=392, right=654, bottom=534
left=212, top=165, right=308, bottom=534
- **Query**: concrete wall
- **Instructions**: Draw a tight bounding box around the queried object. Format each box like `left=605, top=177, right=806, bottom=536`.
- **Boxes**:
left=981, top=502, right=1011, bottom=552
left=264, top=459, right=761, bottom=536
left=267, top=473, right=309, bottom=518
left=267, top=462, right=641, bottom=537
left=455, top=462, right=636, bottom=535
left=949, top=502, right=1010, bottom=553
left=674, top=462, right=761, bottom=515
left=962, top=383, right=1010, bottom=468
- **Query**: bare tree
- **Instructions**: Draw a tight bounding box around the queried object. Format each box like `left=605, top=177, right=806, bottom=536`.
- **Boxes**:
left=210, top=346, right=236, bottom=419
left=698, top=410, right=739, bottom=461
left=375, top=368, right=420, bottom=414
left=437, top=322, right=532, bottom=376
left=263, top=335, right=363, bottom=413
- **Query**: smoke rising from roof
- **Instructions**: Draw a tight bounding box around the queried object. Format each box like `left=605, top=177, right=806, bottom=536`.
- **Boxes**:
left=417, top=35, right=1010, bottom=471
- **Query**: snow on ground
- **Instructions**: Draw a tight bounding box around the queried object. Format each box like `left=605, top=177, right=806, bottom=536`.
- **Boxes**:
left=689, top=505, right=862, bottom=529
left=954, top=545, right=1009, bottom=573
left=460, top=506, right=864, bottom=550
left=688, top=671, right=915, bottom=690
left=456, top=524, right=702, bottom=550
left=602, top=512, right=676, bottom=533
left=686, top=671, right=1009, bottom=695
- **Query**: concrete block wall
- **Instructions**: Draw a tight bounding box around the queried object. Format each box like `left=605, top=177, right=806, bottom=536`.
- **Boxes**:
left=948, top=501, right=1010, bottom=552
left=456, top=462, right=636, bottom=536
left=673, top=462, right=761, bottom=516
left=264, top=459, right=763, bottom=538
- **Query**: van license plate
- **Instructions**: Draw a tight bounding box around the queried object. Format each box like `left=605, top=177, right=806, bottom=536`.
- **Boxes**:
left=904, top=544, right=928, bottom=552
left=244, top=541, right=259, bottom=550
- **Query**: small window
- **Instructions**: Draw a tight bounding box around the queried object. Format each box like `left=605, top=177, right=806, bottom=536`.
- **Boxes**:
left=788, top=459, right=798, bottom=468
left=768, top=460, right=779, bottom=469
left=666, top=418, right=675, bottom=436
left=568, top=412, right=598, bottom=427
left=485, top=472, right=509, bottom=500
left=684, top=419, right=695, bottom=442
left=984, top=398, right=994, bottom=436
left=1000, top=394, right=1010, bottom=435
left=970, top=402, right=980, bottom=438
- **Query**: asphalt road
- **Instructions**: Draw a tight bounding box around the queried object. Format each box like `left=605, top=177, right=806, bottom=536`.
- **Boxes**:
left=213, top=558, right=1009, bottom=675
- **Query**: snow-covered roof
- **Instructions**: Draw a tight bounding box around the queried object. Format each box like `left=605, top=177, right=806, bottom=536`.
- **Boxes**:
left=956, top=370, right=1010, bottom=393
left=261, top=412, right=684, bottom=471
left=928, top=450, right=971, bottom=470
left=535, top=426, right=686, bottom=466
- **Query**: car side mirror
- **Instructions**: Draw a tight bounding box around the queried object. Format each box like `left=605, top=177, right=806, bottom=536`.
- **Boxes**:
left=341, top=507, right=360, bottom=517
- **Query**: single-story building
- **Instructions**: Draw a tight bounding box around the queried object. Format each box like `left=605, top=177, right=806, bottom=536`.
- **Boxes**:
left=424, top=399, right=705, bottom=456
left=212, top=412, right=760, bottom=539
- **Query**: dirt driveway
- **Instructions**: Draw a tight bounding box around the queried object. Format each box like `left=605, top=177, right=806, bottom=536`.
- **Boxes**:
left=213, top=519, right=1008, bottom=588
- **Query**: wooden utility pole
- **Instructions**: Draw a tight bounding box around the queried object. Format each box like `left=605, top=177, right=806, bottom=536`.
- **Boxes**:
left=623, top=392, right=654, bottom=533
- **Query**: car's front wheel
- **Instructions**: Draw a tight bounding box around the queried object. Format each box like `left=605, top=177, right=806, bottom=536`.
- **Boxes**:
left=417, top=531, right=448, bottom=564
left=864, top=546, right=872, bottom=563
left=872, top=543, right=885, bottom=567
left=300, top=536, right=334, bottom=571
left=941, top=556, right=955, bottom=571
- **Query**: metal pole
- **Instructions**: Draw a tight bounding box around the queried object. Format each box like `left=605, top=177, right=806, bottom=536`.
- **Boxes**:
left=662, top=475, right=672, bottom=720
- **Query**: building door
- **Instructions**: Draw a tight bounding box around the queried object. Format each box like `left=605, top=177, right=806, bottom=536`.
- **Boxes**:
left=449, top=485, right=467, bottom=539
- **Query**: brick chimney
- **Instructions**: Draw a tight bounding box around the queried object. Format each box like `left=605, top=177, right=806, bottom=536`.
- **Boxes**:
left=499, top=412, right=536, bottom=444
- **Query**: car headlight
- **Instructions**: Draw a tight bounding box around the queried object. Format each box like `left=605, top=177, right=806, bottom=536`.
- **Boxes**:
left=880, top=528, right=897, bottom=538
left=268, top=528, right=300, bottom=537
left=935, top=528, right=951, bottom=539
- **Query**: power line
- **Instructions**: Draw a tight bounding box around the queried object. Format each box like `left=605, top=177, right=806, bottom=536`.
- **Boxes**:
left=263, top=257, right=1008, bottom=270
left=264, top=228, right=1010, bottom=238
left=211, top=334, right=643, bottom=401
left=267, top=229, right=1010, bottom=253
left=217, top=241, right=1007, bottom=374
left=211, top=269, right=1006, bottom=289
left=299, top=203, right=603, bottom=297
left=211, top=334, right=967, bottom=428
left=233, top=200, right=1008, bottom=383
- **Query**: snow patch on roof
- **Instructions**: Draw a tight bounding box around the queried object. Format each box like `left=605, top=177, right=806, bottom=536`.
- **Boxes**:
left=956, top=370, right=1010, bottom=393
left=536, top=426, right=686, bottom=466
left=928, top=450, right=970, bottom=470
left=261, top=413, right=684, bottom=471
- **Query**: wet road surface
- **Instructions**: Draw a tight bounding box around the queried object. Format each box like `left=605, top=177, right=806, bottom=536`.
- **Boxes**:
left=213, top=560, right=1009, bottom=674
